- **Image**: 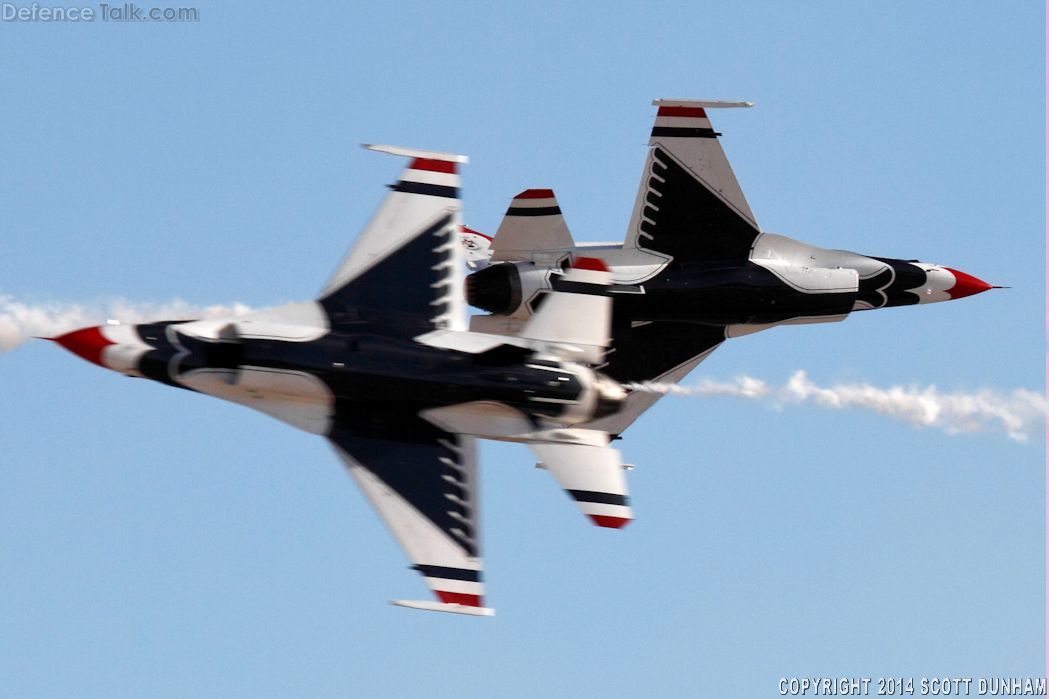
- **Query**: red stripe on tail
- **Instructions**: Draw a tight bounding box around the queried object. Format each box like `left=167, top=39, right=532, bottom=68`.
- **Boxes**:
left=435, top=590, right=483, bottom=606
left=657, top=106, right=707, bottom=118
left=515, top=188, right=555, bottom=199
left=590, top=515, right=631, bottom=529
left=410, top=158, right=457, bottom=174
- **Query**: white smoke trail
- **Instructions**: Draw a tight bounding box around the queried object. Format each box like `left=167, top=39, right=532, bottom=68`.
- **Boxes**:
left=8, top=294, right=1043, bottom=443
left=0, top=294, right=254, bottom=352
left=627, top=370, right=1047, bottom=443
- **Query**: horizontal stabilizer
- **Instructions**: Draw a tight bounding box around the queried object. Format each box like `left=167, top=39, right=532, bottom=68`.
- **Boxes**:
left=518, top=258, right=613, bottom=363
left=468, top=314, right=527, bottom=337
left=391, top=599, right=495, bottom=616
left=530, top=430, right=633, bottom=529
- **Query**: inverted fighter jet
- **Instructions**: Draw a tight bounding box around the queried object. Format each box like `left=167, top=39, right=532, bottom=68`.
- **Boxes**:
left=464, top=100, right=999, bottom=434
left=51, top=146, right=633, bottom=616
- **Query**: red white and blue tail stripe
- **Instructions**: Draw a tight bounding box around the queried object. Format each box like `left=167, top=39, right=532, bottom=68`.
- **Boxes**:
left=491, top=188, right=575, bottom=263
left=389, top=154, right=462, bottom=199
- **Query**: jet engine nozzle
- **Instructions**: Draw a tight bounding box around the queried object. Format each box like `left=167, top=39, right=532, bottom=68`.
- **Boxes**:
left=553, top=365, right=628, bottom=425
left=465, top=261, right=554, bottom=317
left=593, top=374, right=628, bottom=419
left=465, top=262, right=522, bottom=315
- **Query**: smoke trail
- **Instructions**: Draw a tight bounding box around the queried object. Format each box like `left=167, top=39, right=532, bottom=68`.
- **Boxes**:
left=0, top=294, right=254, bottom=353
left=627, top=370, right=1047, bottom=443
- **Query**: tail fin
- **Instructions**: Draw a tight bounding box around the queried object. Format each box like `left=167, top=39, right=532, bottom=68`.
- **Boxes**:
left=460, top=226, right=494, bottom=269
left=489, top=189, right=575, bottom=265
left=623, top=100, right=761, bottom=267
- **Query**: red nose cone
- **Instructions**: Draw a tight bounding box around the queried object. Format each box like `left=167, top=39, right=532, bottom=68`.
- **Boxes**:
left=944, top=268, right=993, bottom=300
left=52, top=326, right=114, bottom=367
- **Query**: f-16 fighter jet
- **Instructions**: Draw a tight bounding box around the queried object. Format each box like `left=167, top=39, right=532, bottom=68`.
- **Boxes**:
left=51, top=146, right=633, bottom=616
left=465, top=100, right=999, bottom=435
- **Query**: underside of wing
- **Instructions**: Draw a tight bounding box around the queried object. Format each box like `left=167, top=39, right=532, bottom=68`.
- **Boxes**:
left=585, top=321, right=726, bottom=436
left=318, top=146, right=468, bottom=338
left=624, top=100, right=761, bottom=268
left=328, top=409, right=491, bottom=615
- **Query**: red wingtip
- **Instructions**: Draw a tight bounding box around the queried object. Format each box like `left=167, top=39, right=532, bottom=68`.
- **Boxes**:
left=944, top=268, right=994, bottom=300
left=435, top=590, right=484, bottom=607
left=589, top=515, right=631, bottom=529
left=52, top=326, right=114, bottom=367
left=572, top=256, right=610, bottom=273
left=409, top=158, right=456, bottom=174
left=657, top=105, right=707, bottom=118
left=514, top=188, right=555, bottom=200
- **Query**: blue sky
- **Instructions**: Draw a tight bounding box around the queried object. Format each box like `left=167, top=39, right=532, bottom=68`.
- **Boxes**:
left=0, top=2, right=1043, bottom=696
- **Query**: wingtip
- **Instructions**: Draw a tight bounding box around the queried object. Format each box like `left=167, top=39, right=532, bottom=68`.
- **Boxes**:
left=362, top=144, right=469, bottom=164
left=391, top=600, right=495, bottom=617
left=589, top=515, right=632, bottom=529
left=514, top=188, right=556, bottom=200
left=651, top=98, right=755, bottom=109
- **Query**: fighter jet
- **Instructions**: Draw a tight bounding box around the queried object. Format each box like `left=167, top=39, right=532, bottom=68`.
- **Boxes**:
left=464, top=99, right=999, bottom=435
left=51, top=146, right=634, bottom=616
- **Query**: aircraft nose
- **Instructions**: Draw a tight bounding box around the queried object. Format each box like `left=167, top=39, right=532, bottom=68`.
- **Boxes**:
left=51, top=326, right=115, bottom=367
left=944, top=268, right=994, bottom=300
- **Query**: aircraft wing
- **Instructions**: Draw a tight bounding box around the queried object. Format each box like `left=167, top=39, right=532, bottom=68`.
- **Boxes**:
left=328, top=411, right=492, bottom=616
left=584, top=321, right=726, bottom=436
left=318, top=145, right=468, bottom=338
left=622, top=100, right=761, bottom=273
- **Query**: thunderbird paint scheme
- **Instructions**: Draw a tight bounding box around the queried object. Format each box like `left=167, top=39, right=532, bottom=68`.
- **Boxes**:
left=464, top=100, right=997, bottom=435
left=51, top=102, right=995, bottom=616
left=52, top=146, right=632, bottom=616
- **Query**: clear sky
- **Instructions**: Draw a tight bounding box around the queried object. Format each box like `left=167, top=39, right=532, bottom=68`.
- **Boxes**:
left=1, top=2, right=1044, bottom=696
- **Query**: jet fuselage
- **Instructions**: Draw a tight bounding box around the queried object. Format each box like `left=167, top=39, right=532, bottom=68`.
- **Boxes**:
left=54, top=314, right=625, bottom=435
left=466, top=232, right=993, bottom=328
